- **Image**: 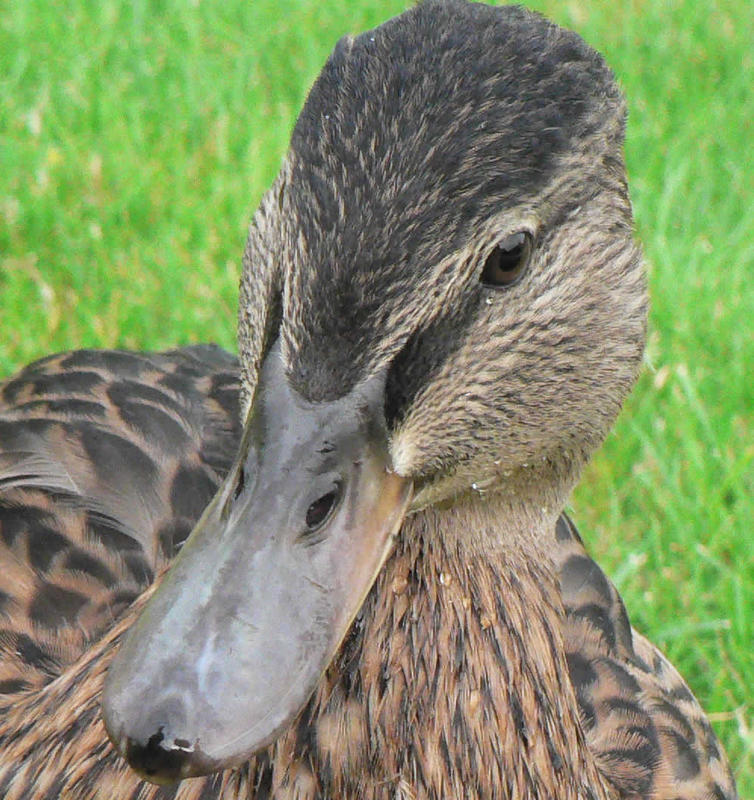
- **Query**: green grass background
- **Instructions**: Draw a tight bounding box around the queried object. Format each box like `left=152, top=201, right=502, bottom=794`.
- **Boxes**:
left=1, top=0, right=752, bottom=792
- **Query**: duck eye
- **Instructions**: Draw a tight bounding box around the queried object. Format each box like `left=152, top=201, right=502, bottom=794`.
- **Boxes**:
left=480, top=232, right=532, bottom=288
left=305, top=486, right=341, bottom=531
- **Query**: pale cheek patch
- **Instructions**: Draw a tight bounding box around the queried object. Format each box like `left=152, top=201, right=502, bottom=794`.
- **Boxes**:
left=389, top=428, right=419, bottom=477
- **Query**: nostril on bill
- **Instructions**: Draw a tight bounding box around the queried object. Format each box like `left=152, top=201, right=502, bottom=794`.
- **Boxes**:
left=234, top=465, right=246, bottom=501
left=305, top=488, right=339, bottom=530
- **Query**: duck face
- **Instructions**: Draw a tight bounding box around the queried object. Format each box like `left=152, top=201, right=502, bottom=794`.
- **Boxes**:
left=103, top=0, right=646, bottom=784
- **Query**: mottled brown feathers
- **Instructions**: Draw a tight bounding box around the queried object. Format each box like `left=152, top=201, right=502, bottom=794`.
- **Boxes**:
left=0, top=346, right=240, bottom=696
left=554, top=516, right=737, bottom=800
left=0, top=445, right=737, bottom=797
left=0, top=0, right=739, bottom=797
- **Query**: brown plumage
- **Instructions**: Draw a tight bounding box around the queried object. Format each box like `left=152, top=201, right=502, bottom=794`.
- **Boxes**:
left=0, top=347, right=240, bottom=696
left=0, top=1, right=739, bottom=798
left=0, top=471, right=736, bottom=799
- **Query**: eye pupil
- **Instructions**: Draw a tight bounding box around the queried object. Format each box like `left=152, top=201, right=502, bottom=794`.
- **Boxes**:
left=480, top=232, right=532, bottom=288
left=305, top=489, right=339, bottom=530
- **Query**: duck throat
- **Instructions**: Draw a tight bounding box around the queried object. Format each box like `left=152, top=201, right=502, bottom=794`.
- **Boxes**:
left=0, top=498, right=616, bottom=799
left=262, top=497, right=612, bottom=800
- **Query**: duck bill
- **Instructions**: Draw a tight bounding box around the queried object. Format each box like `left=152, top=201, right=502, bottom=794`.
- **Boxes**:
left=102, top=344, right=412, bottom=784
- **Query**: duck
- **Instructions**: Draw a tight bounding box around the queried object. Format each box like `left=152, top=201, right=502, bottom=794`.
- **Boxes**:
left=0, top=1, right=739, bottom=798
left=0, top=346, right=241, bottom=697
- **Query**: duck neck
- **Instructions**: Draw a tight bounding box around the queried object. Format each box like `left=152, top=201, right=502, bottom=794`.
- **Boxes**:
left=267, top=492, right=612, bottom=799
left=0, top=492, right=614, bottom=799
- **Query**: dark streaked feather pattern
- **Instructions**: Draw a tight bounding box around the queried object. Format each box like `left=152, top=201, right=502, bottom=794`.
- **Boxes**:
left=0, top=0, right=738, bottom=795
left=0, top=369, right=736, bottom=799
left=0, top=346, right=240, bottom=695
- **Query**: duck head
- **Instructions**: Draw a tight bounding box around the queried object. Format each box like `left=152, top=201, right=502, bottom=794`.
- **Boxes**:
left=103, top=0, right=646, bottom=783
